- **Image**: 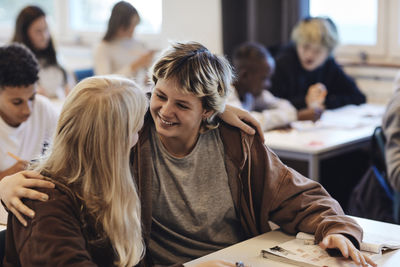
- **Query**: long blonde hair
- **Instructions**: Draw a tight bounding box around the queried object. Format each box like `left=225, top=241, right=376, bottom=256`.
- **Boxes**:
left=35, top=76, right=147, bottom=266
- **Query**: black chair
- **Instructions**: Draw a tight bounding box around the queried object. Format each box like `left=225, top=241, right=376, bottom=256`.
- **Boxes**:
left=371, top=126, right=386, bottom=174
left=0, top=229, right=5, bottom=266
left=370, top=126, right=400, bottom=223
left=347, top=126, right=398, bottom=223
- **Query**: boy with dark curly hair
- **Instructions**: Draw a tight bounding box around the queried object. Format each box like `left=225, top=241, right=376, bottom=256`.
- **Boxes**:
left=0, top=43, right=58, bottom=179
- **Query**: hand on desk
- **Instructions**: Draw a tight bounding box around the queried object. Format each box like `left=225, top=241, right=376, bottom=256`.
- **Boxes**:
left=306, top=82, right=327, bottom=109
left=320, top=234, right=377, bottom=267
left=297, top=107, right=324, bottom=122
left=0, top=170, right=55, bottom=226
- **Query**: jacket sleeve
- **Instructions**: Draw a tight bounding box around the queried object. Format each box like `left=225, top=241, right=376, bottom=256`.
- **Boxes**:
left=382, top=91, right=400, bottom=191
left=249, top=137, right=363, bottom=246
left=324, top=61, right=366, bottom=109
left=5, top=189, right=98, bottom=267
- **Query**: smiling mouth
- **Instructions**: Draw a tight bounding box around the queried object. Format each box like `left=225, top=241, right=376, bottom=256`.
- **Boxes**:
left=158, top=114, right=176, bottom=126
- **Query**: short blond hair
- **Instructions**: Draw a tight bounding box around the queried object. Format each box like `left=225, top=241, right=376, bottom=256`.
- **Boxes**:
left=291, top=17, right=339, bottom=52
left=151, top=42, right=234, bottom=127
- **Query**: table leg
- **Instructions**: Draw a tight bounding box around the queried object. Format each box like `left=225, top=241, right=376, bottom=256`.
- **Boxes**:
left=308, top=155, right=319, bottom=181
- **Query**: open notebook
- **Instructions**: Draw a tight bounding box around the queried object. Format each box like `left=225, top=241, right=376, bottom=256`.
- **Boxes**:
left=262, top=232, right=400, bottom=267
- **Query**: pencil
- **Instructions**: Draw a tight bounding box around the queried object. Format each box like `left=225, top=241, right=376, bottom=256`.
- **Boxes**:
left=7, top=152, right=23, bottom=162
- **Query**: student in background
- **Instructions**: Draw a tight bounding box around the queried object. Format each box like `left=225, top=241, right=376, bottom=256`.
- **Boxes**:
left=382, top=74, right=400, bottom=192
left=12, top=5, right=72, bottom=99
left=0, top=43, right=58, bottom=180
left=94, top=1, right=155, bottom=89
left=270, top=17, right=366, bottom=112
left=1, top=42, right=374, bottom=267
left=230, top=42, right=321, bottom=131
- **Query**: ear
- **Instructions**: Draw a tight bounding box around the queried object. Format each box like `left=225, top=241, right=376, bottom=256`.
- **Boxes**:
left=202, top=109, right=214, bottom=120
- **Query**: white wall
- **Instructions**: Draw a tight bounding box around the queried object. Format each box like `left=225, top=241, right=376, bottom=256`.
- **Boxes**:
left=344, top=66, right=398, bottom=105
left=158, top=0, right=222, bottom=54
left=59, top=0, right=223, bottom=72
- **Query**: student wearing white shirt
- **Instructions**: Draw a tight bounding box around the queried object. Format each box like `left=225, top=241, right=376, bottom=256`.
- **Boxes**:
left=12, top=5, right=72, bottom=100
left=94, top=1, right=155, bottom=88
left=0, top=43, right=58, bottom=179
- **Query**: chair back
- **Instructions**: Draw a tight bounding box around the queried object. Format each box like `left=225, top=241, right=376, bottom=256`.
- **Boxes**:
left=74, top=68, right=94, bottom=83
left=371, top=126, right=387, bottom=174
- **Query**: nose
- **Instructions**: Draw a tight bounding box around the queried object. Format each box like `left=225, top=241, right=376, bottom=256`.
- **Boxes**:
left=159, top=100, right=174, bottom=118
left=304, top=49, right=314, bottom=60
left=21, top=101, right=32, bottom=117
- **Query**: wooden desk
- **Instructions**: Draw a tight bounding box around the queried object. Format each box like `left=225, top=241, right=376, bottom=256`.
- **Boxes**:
left=185, top=216, right=400, bottom=267
left=264, top=104, right=384, bottom=181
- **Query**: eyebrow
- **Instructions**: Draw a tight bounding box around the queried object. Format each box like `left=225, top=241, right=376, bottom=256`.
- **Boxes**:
left=154, top=88, right=192, bottom=106
left=9, top=92, right=36, bottom=101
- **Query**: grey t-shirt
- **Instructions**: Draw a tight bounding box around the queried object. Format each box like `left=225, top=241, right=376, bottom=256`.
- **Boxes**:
left=148, top=126, right=245, bottom=265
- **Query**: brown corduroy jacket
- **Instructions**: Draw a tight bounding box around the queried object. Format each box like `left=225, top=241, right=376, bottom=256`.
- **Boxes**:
left=132, top=114, right=363, bottom=267
left=4, top=181, right=115, bottom=266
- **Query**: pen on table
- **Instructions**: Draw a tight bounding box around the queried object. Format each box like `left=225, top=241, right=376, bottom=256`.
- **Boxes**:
left=7, top=152, right=23, bottom=162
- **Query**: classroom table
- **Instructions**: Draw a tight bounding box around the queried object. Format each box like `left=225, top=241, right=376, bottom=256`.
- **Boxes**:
left=264, top=104, right=385, bottom=181
left=185, top=216, right=400, bottom=267
left=0, top=205, right=6, bottom=231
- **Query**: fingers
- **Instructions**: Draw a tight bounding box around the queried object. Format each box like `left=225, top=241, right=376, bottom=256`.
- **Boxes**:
left=236, top=120, right=256, bottom=135
left=8, top=206, right=27, bottom=227
left=19, top=187, right=49, bottom=202
left=238, top=114, right=265, bottom=142
left=320, top=235, right=348, bottom=257
left=321, top=234, right=377, bottom=267
left=19, top=170, right=44, bottom=179
left=347, top=246, right=361, bottom=265
left=10, top=196, right=35, bottom=219
left=364, top=254, right=377, bottom=267
left=24, top=179, right=55, bottom=191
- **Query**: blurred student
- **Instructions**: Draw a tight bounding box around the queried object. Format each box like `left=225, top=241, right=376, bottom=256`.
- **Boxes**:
left=12, top=5, right=72, bottom=99
left=94, top=1, right=155, bottom=89
left=0, top=43, right=58, bottom=180
left=1, top=42, right=375, bottom=267
left=382, top=73, right=400, bottom=191
left=3, top=76, right=146, bottom=266
left=270, top=17, right=366, bottom=112
left=231, top=42, right=322, bottom=131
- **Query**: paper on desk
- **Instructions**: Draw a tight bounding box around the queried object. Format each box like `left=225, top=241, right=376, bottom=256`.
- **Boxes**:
left=297, top=231, right=400, bottom=254
left=0, top=204, right=7, bottom=226
left=290, top=104, right=384, bottom=131
left=361, top=231, right=400, bottom=253
left=262, top=238, right=360, bottom=267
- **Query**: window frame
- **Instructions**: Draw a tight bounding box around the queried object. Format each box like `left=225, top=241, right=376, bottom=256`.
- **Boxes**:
left=0, top=0, right=162, bottom=47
